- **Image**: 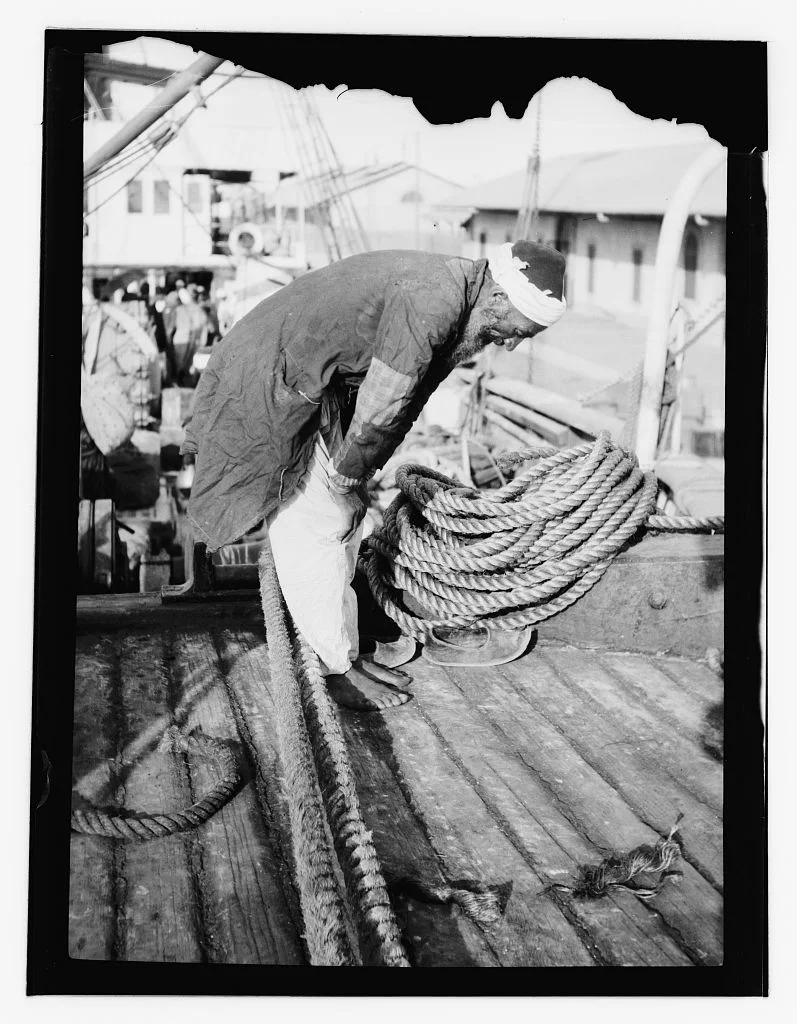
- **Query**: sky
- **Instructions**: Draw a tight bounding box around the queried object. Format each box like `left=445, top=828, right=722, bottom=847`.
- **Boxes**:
left=105, top=36, right=712, bottom=191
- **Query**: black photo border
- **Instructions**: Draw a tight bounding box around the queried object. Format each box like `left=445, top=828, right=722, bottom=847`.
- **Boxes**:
left=28, top=29, right=766, bottom=998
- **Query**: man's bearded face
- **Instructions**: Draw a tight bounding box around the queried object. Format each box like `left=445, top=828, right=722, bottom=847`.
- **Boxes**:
left=446, top=296, right=544, bottom=369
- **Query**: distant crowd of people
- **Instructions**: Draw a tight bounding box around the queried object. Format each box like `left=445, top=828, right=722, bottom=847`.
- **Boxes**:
left=114, top=278, right=235, bottom=388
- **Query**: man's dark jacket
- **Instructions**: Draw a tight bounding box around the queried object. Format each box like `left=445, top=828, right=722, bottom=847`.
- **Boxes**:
left=183, top=249, right=491, bottom=550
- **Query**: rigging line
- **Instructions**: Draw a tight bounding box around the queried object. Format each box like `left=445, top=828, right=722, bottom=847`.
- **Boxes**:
left=149, top=159, right=237, bottom=270
left=84, top=136, right=162, bottom=186
left=83, top=145, right=165, bottom=217
left=84, top=63, right=247, bottom=146
left=84, top=69, right=246, bottom=218
left=273, top=82, right=303, bottom=249
left=278, top=84, right=337, bottom=260
left=299, top=88, right=364, bottom=254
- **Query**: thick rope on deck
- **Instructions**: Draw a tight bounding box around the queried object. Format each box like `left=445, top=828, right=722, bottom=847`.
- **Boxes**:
left=70, top=727, right=242, bottom=841
left=363, top=432, right=724, bottom=641
left=258, top=543, right=358, bottom=966
left=292, top=628, right=411, bottom=967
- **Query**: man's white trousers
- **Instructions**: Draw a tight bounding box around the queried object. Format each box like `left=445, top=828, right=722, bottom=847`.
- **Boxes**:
left=267, top=437, right=363, bottom=676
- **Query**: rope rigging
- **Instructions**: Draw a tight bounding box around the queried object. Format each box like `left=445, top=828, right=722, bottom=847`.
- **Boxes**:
left=363, top=432, right=724, bottom=641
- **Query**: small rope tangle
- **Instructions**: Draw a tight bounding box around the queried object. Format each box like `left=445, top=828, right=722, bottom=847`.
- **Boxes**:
left=546, top=816, right=684, bottom=901
left=70, top=727, right=242, bottom=842
left=387, top=875, right=509, bottom=926
left=363, top=432, right=724, bottom=641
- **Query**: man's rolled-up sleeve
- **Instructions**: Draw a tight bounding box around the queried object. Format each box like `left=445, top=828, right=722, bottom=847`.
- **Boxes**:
left=330, top=281, right=455, bottom=487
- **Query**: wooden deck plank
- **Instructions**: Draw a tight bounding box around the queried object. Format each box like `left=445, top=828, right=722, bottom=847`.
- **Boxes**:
left=213, top=629, right=308, bottom=957
left=539, top=648, right=723, bottom=852
left=647, top=654, right=725, bottom=706
left=169, top=629, right=305, bottom=964
left=598, top=651, right=723, bottom=754
left=442, top=661, right=701, bottom=967
left=339, top=710, right=503, bottom=966
left=70, top=635, right=119, bottom=960
left=405, top=659, right=697, bottom=966
left=497, top=652, right=723, bottom=964
left=366, top=691, right=598, bottom=966
left=115, top=632, right=204, bottom=962
left=458, top=655, right=722, bottom=965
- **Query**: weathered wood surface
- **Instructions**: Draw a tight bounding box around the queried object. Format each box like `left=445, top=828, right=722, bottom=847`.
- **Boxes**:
left=484, top=376, right=626, bottom=440
left=72, top=609, right=722, bottom=966
left=76, top=532, right=723, bottom=660
left=484, top=395, right=577, bottom=447
left=70, top=635, right=119, bottom=960
left=70, top=626, right=306, bottom=965
left=537, top=534, right=724, bottom=657
left=339, top=644, right=722, bottom=966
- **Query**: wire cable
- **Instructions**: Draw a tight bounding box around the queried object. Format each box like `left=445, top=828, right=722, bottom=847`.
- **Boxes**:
left=84, top=67, right=246, bottom=219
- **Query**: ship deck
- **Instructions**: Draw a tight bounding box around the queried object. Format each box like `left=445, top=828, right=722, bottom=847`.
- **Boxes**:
left=70, top=594, right=723, bottom=968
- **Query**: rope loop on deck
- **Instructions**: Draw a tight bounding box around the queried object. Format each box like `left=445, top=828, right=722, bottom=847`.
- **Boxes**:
left=363, top=432, right=724, bottom=641
left=70, top=727, right=242, bottom=842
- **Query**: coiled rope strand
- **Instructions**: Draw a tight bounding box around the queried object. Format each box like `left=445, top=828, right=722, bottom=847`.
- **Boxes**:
left=364, top=432, right=723, bottom=641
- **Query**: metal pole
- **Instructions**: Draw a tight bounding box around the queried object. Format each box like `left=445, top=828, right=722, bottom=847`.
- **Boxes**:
left=634, top=143, right=726, bottom=469
left=83, top=53, right=225, bottom=180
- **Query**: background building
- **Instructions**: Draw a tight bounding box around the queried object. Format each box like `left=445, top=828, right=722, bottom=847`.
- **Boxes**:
left=436, top=142, right=726, bottom=324
left=267, top=161, right=464, bottom=266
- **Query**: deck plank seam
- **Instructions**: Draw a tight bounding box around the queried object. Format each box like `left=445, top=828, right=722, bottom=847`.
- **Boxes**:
left=213, top=628, right=308, bottom=953
left=649, top=654, right=724, bottom=703
left=409, top=700, right=611, bottom=966
left=109, top=634, right=128, bottom=962
left=162, top=627, right=219, bottom=964
left=535, top=650, right=724, bottom=827
left=593, top=653, right=723, bottom=815
left=508, top=652, right=723, bottom=894
left=438, top=667, right=694, bottom=967
left=340, top=712, right=505, bottom=966
left=444, top=666, right=617, bottom=858
left=183, top=627, right=303, bottom=963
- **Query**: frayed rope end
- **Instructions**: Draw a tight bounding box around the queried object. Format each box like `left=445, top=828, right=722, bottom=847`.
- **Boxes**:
left=542, top=816, right=685, bottom=901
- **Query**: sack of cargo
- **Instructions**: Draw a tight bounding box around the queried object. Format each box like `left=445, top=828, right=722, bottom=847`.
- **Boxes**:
left=80, top=370, right=136, bottom=456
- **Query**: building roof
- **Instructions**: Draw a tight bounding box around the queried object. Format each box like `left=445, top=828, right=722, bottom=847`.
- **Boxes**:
left=272, top=161, right=462, bottom=208
left=437, top=143, right=726, bottom=219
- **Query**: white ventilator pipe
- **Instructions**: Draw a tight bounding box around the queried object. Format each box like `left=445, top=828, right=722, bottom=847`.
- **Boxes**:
left=635, top=142, right=727, bottom=469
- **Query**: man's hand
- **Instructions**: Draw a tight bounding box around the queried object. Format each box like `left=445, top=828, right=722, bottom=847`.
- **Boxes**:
left=328, top=480, right=369, bottom=542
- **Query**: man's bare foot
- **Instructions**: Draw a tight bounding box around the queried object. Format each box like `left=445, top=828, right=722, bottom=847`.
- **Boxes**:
left=327, top=662, right=412, bottom=711
left=354, top=656, right=413, bottom=690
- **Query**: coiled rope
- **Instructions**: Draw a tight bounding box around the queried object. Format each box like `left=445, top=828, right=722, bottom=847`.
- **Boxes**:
left=71, top=727, right=242, bottom=842
left=364, top=432, right=724, bottom=641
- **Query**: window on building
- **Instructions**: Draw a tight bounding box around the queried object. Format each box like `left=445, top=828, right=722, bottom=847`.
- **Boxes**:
left=400, top=189, right=423, bottom=203
left=126, top=180, right=143, bottom=214
left=153, top=180, right=170, bottom=215
left=505, top=232, right=512, bottom=243
left=684, top=233, right=699, bottom=300
left=479, top=231, right=487, bottom=257
left=587, top=243, right=596, bottom=294
left=185, top=179, right=204, bottom=213
left=632, top=248, right=643, bottom=303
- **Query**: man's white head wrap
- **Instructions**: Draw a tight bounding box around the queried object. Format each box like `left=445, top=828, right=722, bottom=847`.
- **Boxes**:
left=487, top=242, right=567, bottom=328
